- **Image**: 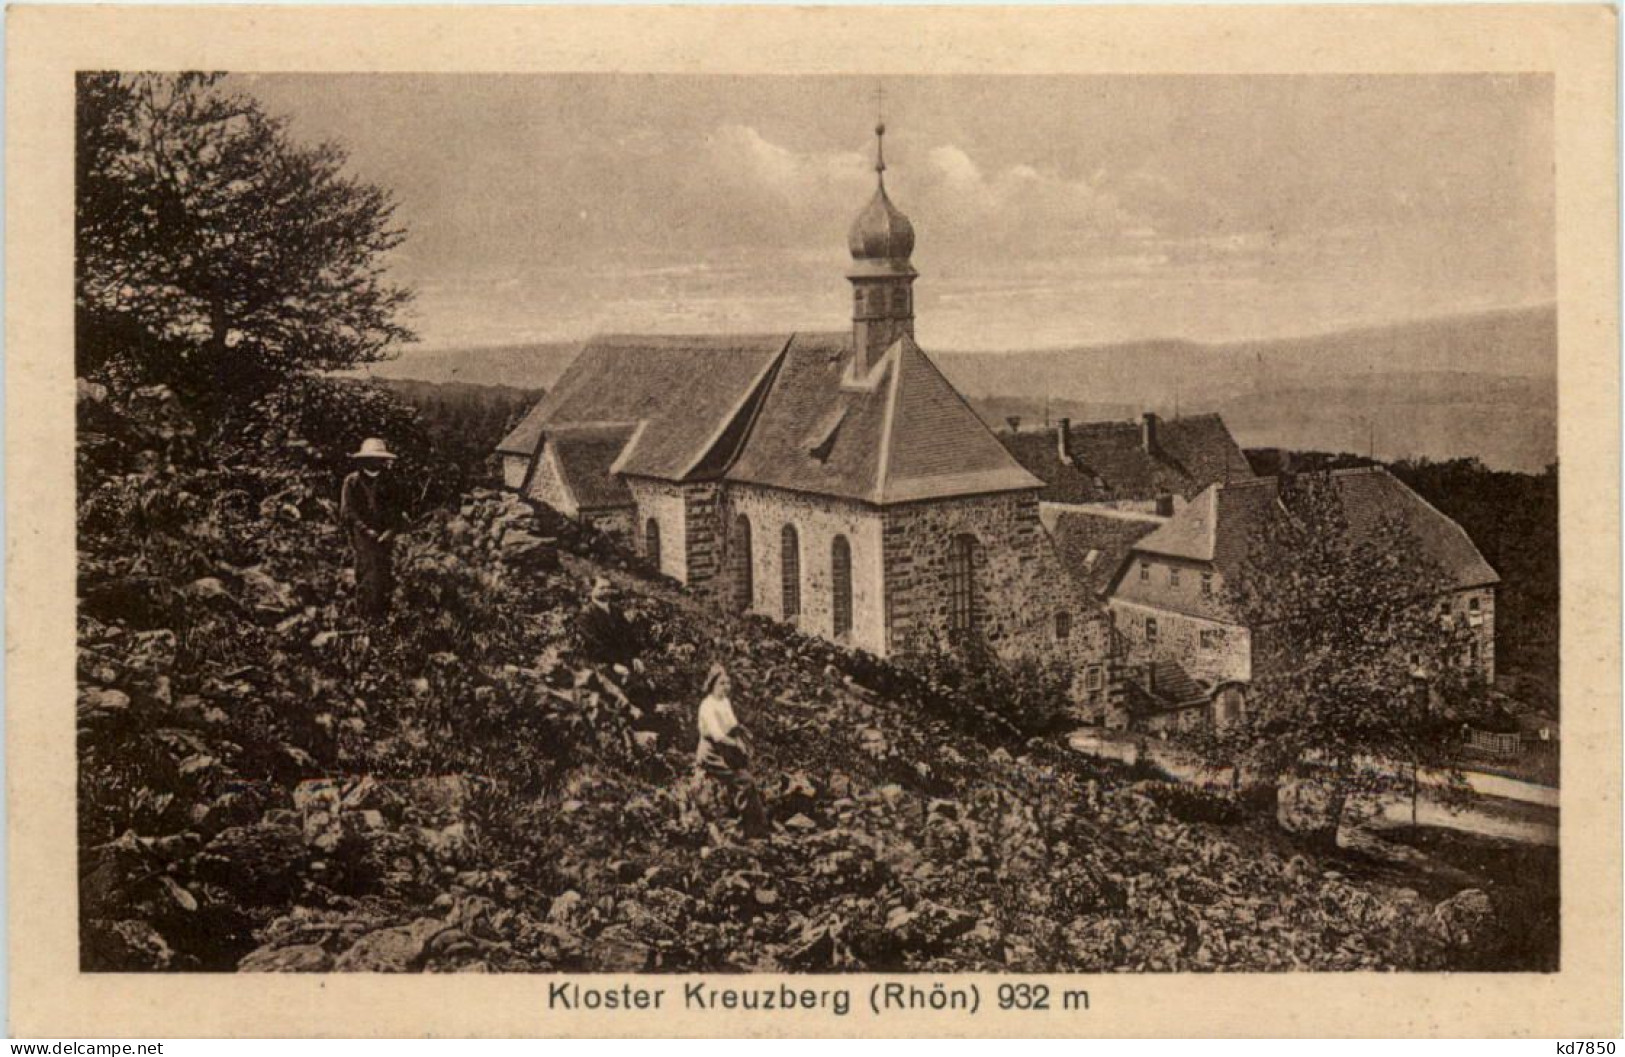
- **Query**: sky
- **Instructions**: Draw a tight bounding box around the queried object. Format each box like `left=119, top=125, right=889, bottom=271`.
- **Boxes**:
left=237, top=73, right=1555, bottom=354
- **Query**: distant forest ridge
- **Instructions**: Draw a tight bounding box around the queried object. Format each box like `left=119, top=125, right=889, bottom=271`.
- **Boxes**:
left=365, top=303, right=1557, bottom=473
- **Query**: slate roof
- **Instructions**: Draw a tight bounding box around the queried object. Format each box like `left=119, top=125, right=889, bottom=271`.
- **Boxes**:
left=1046, top=507, right=1164, bottom=600
left=726, top=331, right=1041, bottom=503
left=998, top=413, right=1254, bottom=504
left=494, top=333, right=788, bottom=477
left=1114, top=468, right=1500, bottom=621
left=499, top=330, right=1041, bottom=506
left=547, top=424, right=639, bottom=511
left=1124, top=660, right=1212, bottom=716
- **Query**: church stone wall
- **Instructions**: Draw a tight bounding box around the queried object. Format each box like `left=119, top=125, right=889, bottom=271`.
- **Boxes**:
left=880, top=491, right=1112, bottom=670
left=626, top=477, right=689, bottom=583
left=502, top=455, right=530, bottom=491
left=719, top=485, right=888, bottom=655
left=682, top=483, right=724, bottom=594
left=524, top=445, right=578, bottom=517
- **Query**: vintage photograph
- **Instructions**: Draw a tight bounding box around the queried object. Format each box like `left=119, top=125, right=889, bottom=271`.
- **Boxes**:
left=74, top=70, right=1560, bottom=977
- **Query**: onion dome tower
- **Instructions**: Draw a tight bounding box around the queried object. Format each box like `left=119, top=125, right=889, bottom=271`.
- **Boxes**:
left=848, top=121, right=917, bottom=376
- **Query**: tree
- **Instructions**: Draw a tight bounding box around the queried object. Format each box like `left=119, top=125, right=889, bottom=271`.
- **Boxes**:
left=76, top=73, right=414, bottom=406
left=1193, top=472, right=1491, bottom=840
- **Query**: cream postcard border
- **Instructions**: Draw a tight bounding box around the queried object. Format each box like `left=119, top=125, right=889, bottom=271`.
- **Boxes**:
left=7, top=4, right=1619, bottom=1038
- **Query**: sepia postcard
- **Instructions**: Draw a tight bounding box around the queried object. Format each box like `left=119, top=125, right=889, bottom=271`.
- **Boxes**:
left=7, top=3, right=1620, bottom=1039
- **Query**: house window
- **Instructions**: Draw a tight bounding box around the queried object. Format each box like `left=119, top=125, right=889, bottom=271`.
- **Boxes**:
left=780, top=524, right=801, bottom=619
left=1438, top=600, right=1453, bottom=628
left=1139, top=561, right=1150, bottom=583
left=1145, top=617, right=1159, bottom=644
left=1085, top=665, right=1104, bottom=691
left=1201, top=572, right=1213, bottom=598
left=831, top=535, right=853, bottom=638
left=645, top=518, right=661, bottom=571
left=948, top=534, right=979, bottom=637
left=729, top=514, right=753, bottom=613
left=1467, top=642, right=1481, bottom=667
left=1469, top=596, right=1483, bottom=627
left=1055, top=610, right=1072, bottom=641
left=1169, top=567, right=1181, bottom=587
left=1200, top=628, right=1221, bottom=651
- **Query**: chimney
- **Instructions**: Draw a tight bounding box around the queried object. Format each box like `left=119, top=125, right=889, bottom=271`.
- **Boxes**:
left=1141, top=412, right=1159, bottom=454
left=1005, top=415, right=1022, bottom=433
left=1155, top=493, right=1175, bottom=517
left=1056, top=418, right=1072, bottom=464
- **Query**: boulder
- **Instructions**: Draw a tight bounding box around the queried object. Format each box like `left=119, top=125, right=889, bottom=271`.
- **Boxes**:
left=1431, top=888, right=1497, bottom=949
left=238, top=943, right=333, bottom=972
left=83, top=919, right=175, bottom=971
left=333, top=918, right=447, bottom=972
left=1276, top=776, right=1343, bottom=840
left=588, top=924, right=651, bottom=971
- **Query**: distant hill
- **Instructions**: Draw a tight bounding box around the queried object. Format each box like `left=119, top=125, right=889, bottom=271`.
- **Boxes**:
left=941, top=305, right=1557, bottom=473
left=361, top=340, right=581, bottom=391
left=367, top=305, right=1557, bottom=472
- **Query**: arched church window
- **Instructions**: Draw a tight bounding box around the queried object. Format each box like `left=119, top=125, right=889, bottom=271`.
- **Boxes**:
left=645, top=518, right=661, bottom=571
left=781, top=524, right=801, bottom=619
left=730, top=514, right=753, bottom=613
left=831, top=535, right=853, bottom=638
left=948, top=534, right=978, bottom=638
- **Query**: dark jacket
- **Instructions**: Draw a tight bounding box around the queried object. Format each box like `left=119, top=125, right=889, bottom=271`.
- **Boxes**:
left=339, top=471, right=402, bottom=542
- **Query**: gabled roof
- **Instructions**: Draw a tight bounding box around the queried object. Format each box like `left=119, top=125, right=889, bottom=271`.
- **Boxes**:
left=1114, top=468, right=1500, bottom=620
left=548, top=424, right=639, bottom=511
left=997, top=413, right=1254, bottom=504
left=723, top=332, right=1043, bottom=504
left=494, top=333, right=788, bottom=479
left=1047, top=507, right=1164, bottom=600
left=499, top=329, right=1040, bottom=506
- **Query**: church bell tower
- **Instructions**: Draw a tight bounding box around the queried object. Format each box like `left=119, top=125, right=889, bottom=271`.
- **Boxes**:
left=847, top=121, right=917, bottom=377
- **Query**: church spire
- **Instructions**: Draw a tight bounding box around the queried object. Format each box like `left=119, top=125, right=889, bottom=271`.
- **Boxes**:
left=847, top=105, right=917, bottom=377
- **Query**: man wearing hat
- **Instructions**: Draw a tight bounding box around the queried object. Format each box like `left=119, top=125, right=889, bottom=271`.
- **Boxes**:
left=340, top=437, right=404, bottom=620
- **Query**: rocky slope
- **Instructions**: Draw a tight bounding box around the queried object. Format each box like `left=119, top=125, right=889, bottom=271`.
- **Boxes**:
left=76, top=383, right=1515, bottom=974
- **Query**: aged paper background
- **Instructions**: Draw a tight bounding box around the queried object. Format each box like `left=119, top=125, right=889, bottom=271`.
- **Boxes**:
left=8, top=3, right=1619, bottom=1038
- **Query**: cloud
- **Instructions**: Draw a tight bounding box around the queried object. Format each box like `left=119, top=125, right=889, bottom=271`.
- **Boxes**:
left=687, top=124, right=1177, bottom=260
left=919, top=145, right=1142, bottom=238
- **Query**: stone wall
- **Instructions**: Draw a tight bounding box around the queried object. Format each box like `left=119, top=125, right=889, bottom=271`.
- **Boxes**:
left=1109, top=598, right=1253, bottom=687
left=682, top=483, right=724, bottom=595
left=523, top=444, right=577, bottom=517
left=880, top=491, right=1111, bottom=669
left=1443, top=585, right=1497, bottom=683
left=501, top=455, right=530, bottom=491
left=1111, top=583, right=1496, bottom=696
left=583, top=508, right=633, bottom=542
left=625, top=477, right=689, bottom=582
left=718, top=485, right=888, bottom=655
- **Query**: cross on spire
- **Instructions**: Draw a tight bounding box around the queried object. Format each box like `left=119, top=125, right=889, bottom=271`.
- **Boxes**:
left=872, top=84, right=887, bottom=179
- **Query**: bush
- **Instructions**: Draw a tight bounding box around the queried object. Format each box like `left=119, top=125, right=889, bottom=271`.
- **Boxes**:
left=894, top=632, right=1074, bottom=742
left=1131, top=780, right=1247, bottom=825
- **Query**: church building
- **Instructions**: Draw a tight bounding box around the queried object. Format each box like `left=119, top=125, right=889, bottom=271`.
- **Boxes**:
left=498, top=123, right=1114, bottom=689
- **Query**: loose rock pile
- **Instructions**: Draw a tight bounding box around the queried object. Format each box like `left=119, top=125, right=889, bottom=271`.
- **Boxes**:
left=76, top=383, right=1519, bottom=974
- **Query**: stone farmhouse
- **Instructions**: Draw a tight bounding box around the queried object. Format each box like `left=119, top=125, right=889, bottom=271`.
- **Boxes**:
left=497, top=124, right=1117, bottom=709
left=1051, top=466, right=1499, bottom=730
